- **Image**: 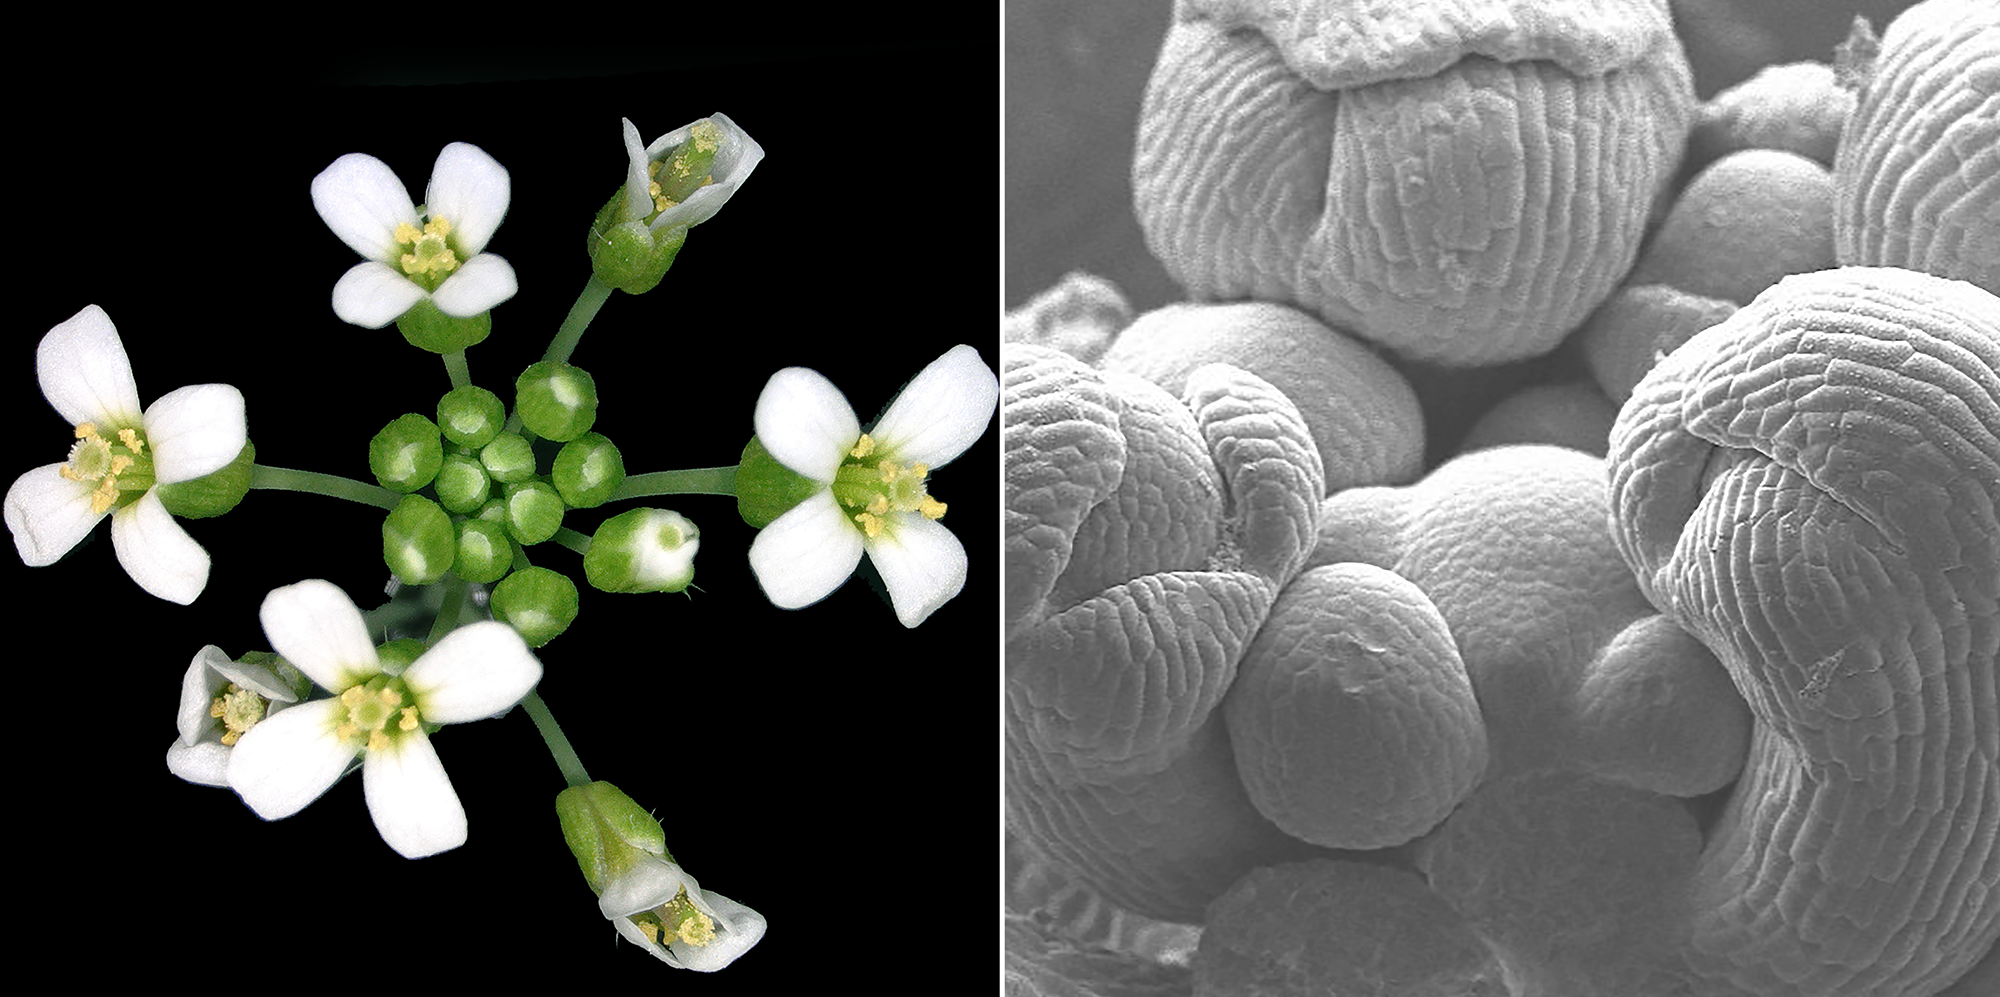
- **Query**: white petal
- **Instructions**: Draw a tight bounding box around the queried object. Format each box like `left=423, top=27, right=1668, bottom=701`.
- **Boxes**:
left=5, top=463, right=106, bottom=566
left=259, top=579, right=381, bottom=692
left=430, top=253, right=517, bottom=317
left=424, top=142, right=509, bottom=255
left=143, top=384, right=247, bottom=484
left=167, top=738, right=233, bottom=787
left=402, top=621, right=542, bottom=724
left=600, top=856, right=694, bottom=918
left=868, top=513, right=969, bottom=627
left=676, top=891, right=767, bottom=971
left=175, top=645, right=234, bottom=744
left=37, top=304, right=143, bottom=428
left=748, top=491, right=864, bottom=609
left=619, top=118, right=652, bottom=224
left=111, top=491, right=209, bottom=604
left=227, top=699, right=356, bottom=819
left=868, top=345, right=999, bottom=469
left=364, top=731, right=466, bottom=858
left=312, top=152, right=419, bottom=261
left=754, top=367, right=858, bottom=482
left=332, top=261, right=426, bottom=328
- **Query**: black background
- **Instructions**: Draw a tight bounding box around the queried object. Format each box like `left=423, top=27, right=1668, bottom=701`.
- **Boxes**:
left=11, top=42, right=992, bottom=985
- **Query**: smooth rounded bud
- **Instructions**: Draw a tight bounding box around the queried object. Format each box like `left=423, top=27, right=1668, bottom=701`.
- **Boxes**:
left=490, top=565, right=579, bottom=647
left=434, top=452, right=493, bottom=514
left=382, top=494, right=455, bottom=584
left=735, top=435, right=816, bottom=528
left=515, top=361, right=598, bottom=442
left=585, top=508, right=699, bottom=594
left=157, top=439, right=256, bottom=519
left=370, top=414, right=444, bottom=493
left=504, top=480, right=565, bottom=545
left=454, top=518, right=513, bottom=585
left=437, top=385, right=507, bottom=448
left=480, top=432, right=537, bottom=483
left=552, top=432, right=626, bottom=509
left=395, top=297, right=491, bottom=354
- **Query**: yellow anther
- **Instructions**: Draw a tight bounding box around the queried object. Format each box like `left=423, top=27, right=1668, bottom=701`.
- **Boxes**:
left=394, top=221, right=421, bottom=244
left=878, top=460, right=899, bottom=483
left=397, top=216, right=459, bottom=278
left=119, top=428, right=143, bottom=452
left=866, top=494, right=889, bottom=516
left=849, top=434, right=876, bottom=459
left=74, top=422, right=96, bottom=439
left=341, top=686, right=367, bottom=708
left=919, top=496, right=947, bottom=520
left=377, top=687, right=402, bottom=707
left=399, top=707, right=420, bottom=732
left=368, top=730, right=389, bottom=752
left=336, top=721, right=361, bottom=742
left=89, top=477, right=119, bottom=514
left=855, top=511, right=884, bottom=538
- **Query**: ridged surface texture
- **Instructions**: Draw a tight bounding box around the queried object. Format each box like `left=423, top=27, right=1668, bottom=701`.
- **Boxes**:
left=1607, top=266, right=2000, bottom=995
left=1834, top=0, right=2000, bottom=294
left=1182, top=0, right=1673, bottom=88
left=1134, top=9, right=1694, bottom=365
left=1004, top=344, right=1330, bottom=922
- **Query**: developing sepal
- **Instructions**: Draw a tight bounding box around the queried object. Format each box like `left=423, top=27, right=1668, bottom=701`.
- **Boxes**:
left=583, top=508, right=698, bottom=594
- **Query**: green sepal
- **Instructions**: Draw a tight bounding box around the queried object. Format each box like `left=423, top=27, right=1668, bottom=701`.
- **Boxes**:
left=437, top=385, right=506, bottom=448
left=453, top=518, right=513, bottom=585
left=552, top=432, right=625, bottom=509
left=434, top=452, right=493, bottom=514
left=382, top=494, right=455, bottom=585
left=515, top=361, right=599, bottom=443
left=584, top=508, right=697, bottom=594
left=370, top=414, right=444, bottom=493
left=395, top=297, right=492, bottom=354
left=490, top=565, right=579, bottom=647
left=503, top=480, right=565, bottom=545
left=556, top=780, right=674, bottom=896
left=736, top=435, right=821, bottom=528
left=157, top=439, right=256, bottom=519
left=586, top=212, right=686, bottom=296
left=375, top=638, right=430, bottom=674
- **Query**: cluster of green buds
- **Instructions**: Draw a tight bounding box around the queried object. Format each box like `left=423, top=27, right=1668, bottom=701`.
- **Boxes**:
left=365, top=360, right=698, bottom=646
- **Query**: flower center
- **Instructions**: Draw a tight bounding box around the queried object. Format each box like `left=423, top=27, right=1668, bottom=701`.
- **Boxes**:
left=332, top=676, right=422, bottom=753
left=646, top=119, right=721, bottom=216
left=631, top=886, right=717, bottom=949
left=395, top=215, right=459, bottom=287
left=828, top=433, right=948, bottom=538
left=209, top=683, right=269, bottom=746
left=58, top=422, right=154, bottom=514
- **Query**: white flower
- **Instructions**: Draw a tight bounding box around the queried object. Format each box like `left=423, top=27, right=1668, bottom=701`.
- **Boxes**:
left=748, top=344, right=998, bottom=627
left=616, top=113, right=764, bottom=234
left=226, top=579, right=542, bottom=858
left=600, top=854, right=768, bottom=971
left=312, top=142, right=518, bottom=328
left=166, top=646, right=306, bottom=787
left=4, top=305, right=247, bottom=604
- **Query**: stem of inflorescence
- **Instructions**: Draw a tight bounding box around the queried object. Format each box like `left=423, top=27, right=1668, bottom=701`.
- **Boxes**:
left=522, top=691, right=591, bottom=788
left=610, top=466, right=738, bottom=501
left=249, top=464, right=402, bottom=509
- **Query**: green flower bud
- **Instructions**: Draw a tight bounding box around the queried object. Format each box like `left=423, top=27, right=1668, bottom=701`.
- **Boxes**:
left=454, top=518, right=513, bottom=585
left=434, top=452, right=493, bottom=514
left=556, top=780, right=673, bottom=895
left=552, top=432, right=625, bottom=509
left=584, top=508, right=698, bottom=594
left=395, top=297, right=492, bottom=354
left=437, top=385, right=506, bottom=448
left=157, top=439, right=256, bottom=519
left=382, top=494, right=455, bottom=584
left=480, top=432, right=538, bottom=483
left=735, top=435, right=818, bottom=528
left=504, top=480, right=565, bottom=545
left=515, top=361, right=598, bottom=442
left=490, top=565, right=579, bottom=647
left=370, top=414, right=444, bottom=493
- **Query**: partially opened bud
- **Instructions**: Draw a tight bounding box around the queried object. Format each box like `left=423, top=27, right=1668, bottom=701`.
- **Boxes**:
left=584, top=508, right=698, bottom=594
left=587, top=114, right=765, bottom=294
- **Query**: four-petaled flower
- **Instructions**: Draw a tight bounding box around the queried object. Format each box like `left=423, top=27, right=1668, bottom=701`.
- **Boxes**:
left=748, top=344, right=998, bottom=627
left=312, top=142, right=518, bottom=328
left=5, top=305, right=247, bottom=604
left=226, top=579, right=543, bottom=858
left=600, top=854, right=768, bottom=972
left=167, top=645, right=306, bottom=787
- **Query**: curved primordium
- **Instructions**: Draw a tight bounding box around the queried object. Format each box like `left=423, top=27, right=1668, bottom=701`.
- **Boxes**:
left=1608, top=266, right=2000, bottom=995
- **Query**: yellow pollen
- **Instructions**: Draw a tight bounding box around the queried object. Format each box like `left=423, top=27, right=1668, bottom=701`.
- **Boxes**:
left=399, top=707, right=420, bottom=731
left=855, top=511, right=884, bottom=538
left=878, top=460, right=898, bottom=483
left=866, top=494, right=889, bottom=516
left=849, top=434, right=875, bottom=459
left=397, top=215, right=459, bottom=277
left=336, top=721, right=360, bottom=741
left=119, top=428, right=143, bottom=452
left=919, top=496, right=947, bottom=520
left=368, top=730, right=389, bottom=752
left=74, top=422, right=96, bottom=439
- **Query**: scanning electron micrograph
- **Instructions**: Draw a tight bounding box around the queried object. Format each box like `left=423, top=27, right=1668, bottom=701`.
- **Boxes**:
left=1003, top=2, right=2000, bottom=995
